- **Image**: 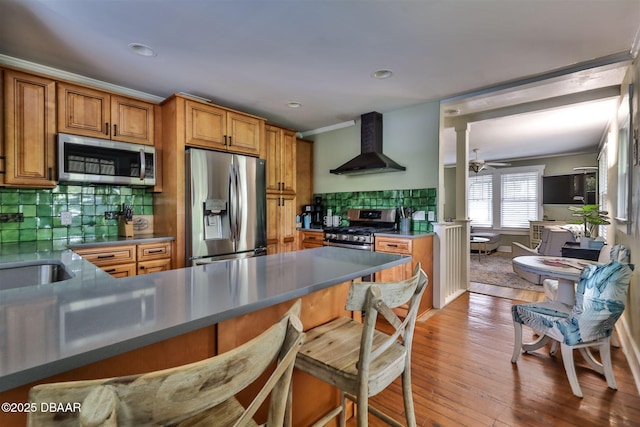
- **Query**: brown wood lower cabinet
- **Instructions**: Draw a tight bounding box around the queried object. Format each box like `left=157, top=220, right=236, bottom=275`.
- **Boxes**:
left=103, top=263, right=137, bottom=278
left=137, top=241, right=172, bottom=275
left=298, top=229, right=324, bottom=249
left=73, top=241, right=173, bottom=277
left=73, top=244, right=137, bottom=276
left=375, top=234, right=434, bottom=316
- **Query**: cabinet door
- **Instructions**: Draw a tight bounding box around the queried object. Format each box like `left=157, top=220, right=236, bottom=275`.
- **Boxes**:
left=375, top=262, right=412, bottom=283
left=265, top=125, right=280, bottom=193
left=266, top=194, right=296, bottom=254
left=227, top=111, right=261, bottom=156
left=4, top=70, right=56, bottom=187
left=102, top=263, right=137, bottom=278
left=266, top=194, right=280, bottom=254
left=280, top=195, right=297, bottom=253
left=138, top=258, right=172, bottom=275
left=57, top=82, right=110, bottom=138
left=111, top=95, right=155, bottom=145
left=374, top=236, right=412, bottom=282
left=185, top=100, right=226, bottom=149
left=280, top=129, right=296, bottom=194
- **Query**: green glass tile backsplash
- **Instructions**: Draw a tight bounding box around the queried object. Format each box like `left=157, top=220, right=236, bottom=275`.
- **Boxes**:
left=0, top=185, right=153, bottom=247
left=314, top=188, right=437, bottom=232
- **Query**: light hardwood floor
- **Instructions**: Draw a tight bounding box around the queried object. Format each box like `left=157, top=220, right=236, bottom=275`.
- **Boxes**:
left=346, top=284, right=640, bottom=426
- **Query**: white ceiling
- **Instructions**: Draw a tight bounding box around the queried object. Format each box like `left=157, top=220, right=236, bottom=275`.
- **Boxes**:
left=1, top=0, right=639, bottom=163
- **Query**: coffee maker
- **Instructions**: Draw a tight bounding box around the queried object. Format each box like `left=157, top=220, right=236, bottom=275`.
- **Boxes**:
left=311, top=196, right=323, bottom=226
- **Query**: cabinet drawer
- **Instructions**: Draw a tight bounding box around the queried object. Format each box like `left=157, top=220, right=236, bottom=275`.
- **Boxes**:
left=137, top=241, right=172, bottom=262
left=101, top=263, right=137, bottom=278
left=375, top=237, right=412, bottom=254
left=138, top=258, right=172, bottom=275
left=301, top=231, right=324, bottom=244
left=74, top=245, right=136, bottom=266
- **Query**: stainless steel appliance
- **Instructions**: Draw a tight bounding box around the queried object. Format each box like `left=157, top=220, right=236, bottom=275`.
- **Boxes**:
left=57, top=133, right=156, bottom=186
left=324, top=208, right=396, bottom=251
left=186, top=148, right=266, bottom=265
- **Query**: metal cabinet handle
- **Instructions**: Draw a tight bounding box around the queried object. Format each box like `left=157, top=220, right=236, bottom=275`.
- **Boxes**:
left=113, top=124, right=117, bottom=136
left=139, top=149, right=146, bottom=180
left=105, top=123, right=109, bottom=135
left=228, top=136, right=232, bottom=145
left=97, top=254, right=116, bottom=259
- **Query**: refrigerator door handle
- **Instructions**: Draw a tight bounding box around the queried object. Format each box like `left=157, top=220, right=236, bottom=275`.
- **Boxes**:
left=235, top=163, right=242, bottom=241
left=228, top=164, right=237, bottom=241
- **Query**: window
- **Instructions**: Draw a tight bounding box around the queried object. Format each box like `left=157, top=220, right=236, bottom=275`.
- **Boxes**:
left=468, top=174, right=492, bottom=227
left=468, top=166, right=543, bottom=230
left=501, top=172, right=539, bottom=228
left=598, top=143, right=608, bottom=241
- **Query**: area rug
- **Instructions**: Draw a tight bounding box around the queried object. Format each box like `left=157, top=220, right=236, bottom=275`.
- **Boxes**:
left=470, top=252, right=543, bottom=292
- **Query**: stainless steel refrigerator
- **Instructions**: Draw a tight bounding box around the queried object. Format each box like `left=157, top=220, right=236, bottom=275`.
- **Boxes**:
left=186, top=148, right=266, bottom=265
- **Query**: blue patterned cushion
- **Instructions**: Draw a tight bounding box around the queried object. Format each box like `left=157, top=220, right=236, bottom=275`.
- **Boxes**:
left=512, top=261, right=634, bottom=346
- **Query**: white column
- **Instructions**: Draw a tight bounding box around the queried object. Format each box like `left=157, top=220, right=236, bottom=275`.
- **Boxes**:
left=454, top=120, right=470, bottom=221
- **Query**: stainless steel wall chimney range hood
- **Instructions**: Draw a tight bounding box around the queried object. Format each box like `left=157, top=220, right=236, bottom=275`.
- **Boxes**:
left=330, top=112, right=406, bottom=175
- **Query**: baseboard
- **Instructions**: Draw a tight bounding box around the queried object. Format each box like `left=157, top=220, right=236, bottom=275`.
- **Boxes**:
left=617, top=316, right=640, bottom=395
left=498, top=245, right=512, bottom=253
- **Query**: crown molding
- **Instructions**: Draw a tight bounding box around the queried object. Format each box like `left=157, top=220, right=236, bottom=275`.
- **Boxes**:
left=0, top=54, right=164, bottom=103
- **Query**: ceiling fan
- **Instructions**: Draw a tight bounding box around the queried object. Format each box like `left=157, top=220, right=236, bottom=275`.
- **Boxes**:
left=468, top=148, right=511, bottom=173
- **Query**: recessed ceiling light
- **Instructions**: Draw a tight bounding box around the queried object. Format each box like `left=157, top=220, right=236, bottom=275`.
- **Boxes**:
left=287, top=101, right=302, bottom=108
left=372, top=69, right=393, bottom=79
left=128, top=43, right=156, bottom=57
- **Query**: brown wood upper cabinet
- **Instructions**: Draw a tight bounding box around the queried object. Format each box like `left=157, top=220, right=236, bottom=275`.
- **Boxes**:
left=185, top=99, right=262, bottom=156
left=265, top=124, right=296, bottom=194
left=2, top=69, right=56, bottom=187
left=57, top=82, right=155, bottom=146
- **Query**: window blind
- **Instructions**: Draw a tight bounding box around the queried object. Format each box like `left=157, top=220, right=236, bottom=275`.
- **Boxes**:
left=501, top=172, right=538, bottom=228
left=468, top=174, right=493, bottom=227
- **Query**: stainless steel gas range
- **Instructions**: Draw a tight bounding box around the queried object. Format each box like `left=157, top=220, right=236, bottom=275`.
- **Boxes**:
left=323, top=208, right=397, bottom=251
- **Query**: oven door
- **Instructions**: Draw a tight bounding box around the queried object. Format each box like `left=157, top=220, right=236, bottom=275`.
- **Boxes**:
left=323, top=240, right=373, bottom=251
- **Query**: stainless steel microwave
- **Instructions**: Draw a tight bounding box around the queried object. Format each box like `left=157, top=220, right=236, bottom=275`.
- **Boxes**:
left=57, top=133, right=156, bottom=186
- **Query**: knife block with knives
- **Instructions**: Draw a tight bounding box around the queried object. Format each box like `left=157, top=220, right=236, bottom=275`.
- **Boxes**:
left=118, top=204, right=134, bottom=237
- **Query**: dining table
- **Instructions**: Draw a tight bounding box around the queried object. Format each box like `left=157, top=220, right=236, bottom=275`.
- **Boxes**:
left=512, top=255, right=598, bottom=304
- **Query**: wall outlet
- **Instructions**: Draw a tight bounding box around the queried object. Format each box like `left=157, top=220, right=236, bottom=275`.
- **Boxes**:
left=428, top=211, right=435, bottom=222
left=60, top=211, right=73, bottom=225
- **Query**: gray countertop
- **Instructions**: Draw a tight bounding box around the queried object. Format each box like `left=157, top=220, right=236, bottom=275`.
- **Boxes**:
left=0, top=246, right=409, bottom=392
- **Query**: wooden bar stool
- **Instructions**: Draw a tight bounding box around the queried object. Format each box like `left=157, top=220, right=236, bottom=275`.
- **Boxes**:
left=28, top=300, right=304, bottom=426
left=295, top=263, right=428, bottom=427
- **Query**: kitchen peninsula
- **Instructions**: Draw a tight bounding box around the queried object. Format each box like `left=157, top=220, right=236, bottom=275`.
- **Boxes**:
left=0, top=246, right=409, bottom=425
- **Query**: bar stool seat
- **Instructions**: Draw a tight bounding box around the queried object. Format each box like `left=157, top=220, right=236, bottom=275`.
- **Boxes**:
left=295, top=263, right=428, bottom=427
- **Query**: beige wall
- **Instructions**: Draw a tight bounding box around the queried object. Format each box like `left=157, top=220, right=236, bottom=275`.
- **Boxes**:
left=310, top=101, right=440, bottom=194
left=614, top=59, right=640, bottom=363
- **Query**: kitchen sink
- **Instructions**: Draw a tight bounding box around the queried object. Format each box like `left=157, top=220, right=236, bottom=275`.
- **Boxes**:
left=0, top=260, right=74, bottom=290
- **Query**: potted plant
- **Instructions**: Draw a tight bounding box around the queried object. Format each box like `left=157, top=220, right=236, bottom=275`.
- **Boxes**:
left=568, top=204, right=610, bottom=247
